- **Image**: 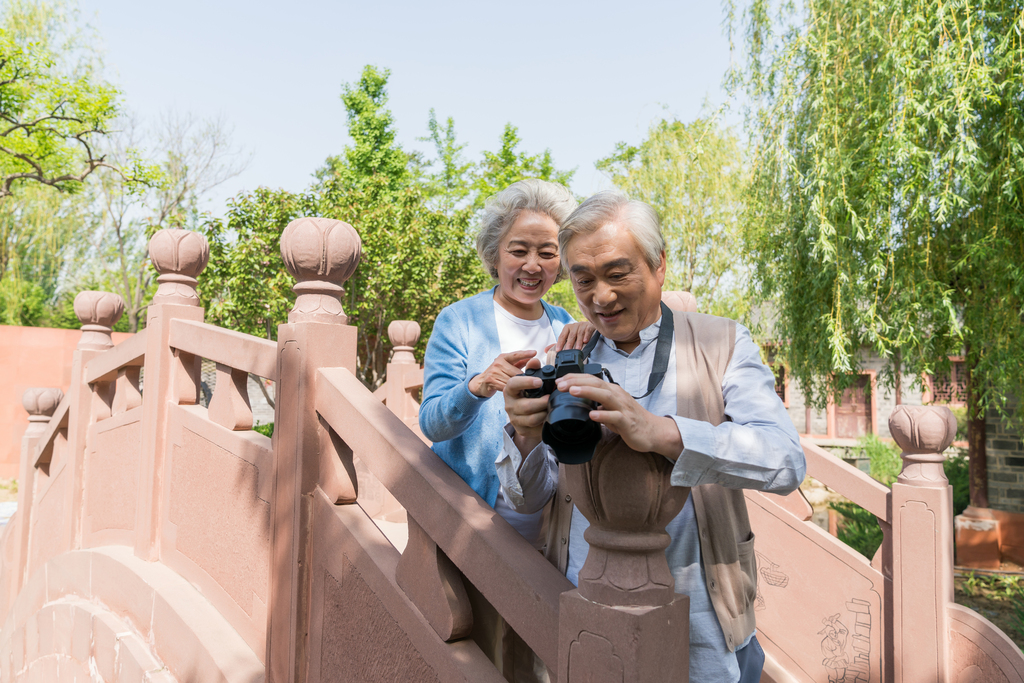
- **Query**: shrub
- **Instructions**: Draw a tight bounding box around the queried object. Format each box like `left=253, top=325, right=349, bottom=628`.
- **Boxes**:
left=831, top=500, right=884, bottom=559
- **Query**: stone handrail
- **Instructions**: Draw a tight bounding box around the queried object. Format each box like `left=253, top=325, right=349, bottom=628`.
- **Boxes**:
left=801, top=437, right=891, bottom=520
left=168, top=319, right=278, bottom=381
left=166, top=318, right=277, bottom=431
left=83, top=330, right=147, bottom=384
left=315, top=365, right=571, bottom=669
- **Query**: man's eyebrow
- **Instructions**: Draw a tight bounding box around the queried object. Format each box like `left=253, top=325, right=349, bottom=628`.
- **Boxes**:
left=506, top=239, right=557, bottom=247
left=570, top=258, right=632, bottom=274
left=602, top=258, right=633, bottom=271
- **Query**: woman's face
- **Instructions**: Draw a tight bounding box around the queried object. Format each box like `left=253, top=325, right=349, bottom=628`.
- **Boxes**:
left=493, top=210, right=561, bottom=319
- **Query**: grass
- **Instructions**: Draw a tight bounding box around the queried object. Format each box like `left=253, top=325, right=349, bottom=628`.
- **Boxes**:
left=955, top=570, right=1024, bottom=650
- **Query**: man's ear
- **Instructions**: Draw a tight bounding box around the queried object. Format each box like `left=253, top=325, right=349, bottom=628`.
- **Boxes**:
left=655, top=251, right=667, bottom=287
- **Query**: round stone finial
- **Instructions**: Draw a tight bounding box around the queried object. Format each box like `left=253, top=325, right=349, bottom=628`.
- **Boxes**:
left=22, top=388, right=64, bottom=421
left=562, top=430, right=689, bottom=607
left=889, top=405, right=957, bottom=455
left=388, top=321, right=421, bottom=364
left=74, top=290, right=125, bottom=350
left=148, top=228, right=210, bottom=306
left=280, top=217, right=362, bottom=324
left=661, top=291, right=698, bottom=313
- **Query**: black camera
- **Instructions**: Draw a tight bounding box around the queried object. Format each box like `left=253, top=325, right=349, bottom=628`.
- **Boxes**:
left=522, top=349, right=605, bottom=464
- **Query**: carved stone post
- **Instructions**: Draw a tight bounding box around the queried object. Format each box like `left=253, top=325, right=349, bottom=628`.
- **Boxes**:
left=385, top=320, right=421, bottom=427
left=558, top=434, right=691, bottom=683
left=268, top=217, right=360, bottom=683
left=135, top=228, right=208, bottom=560
left=8, top=388, right=63, bottom=608
left=62, top=291, right=124, bottom=551
left=889, top=405, right=957, bottom=683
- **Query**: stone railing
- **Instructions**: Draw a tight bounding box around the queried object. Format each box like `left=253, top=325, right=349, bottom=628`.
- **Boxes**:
left=4, top=214, right=1024, bottom=683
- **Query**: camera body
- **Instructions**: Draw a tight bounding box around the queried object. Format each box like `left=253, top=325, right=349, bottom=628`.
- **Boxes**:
left=522, top=349, right=603, bottom=397
left=521, top=349, right=605, bottom=464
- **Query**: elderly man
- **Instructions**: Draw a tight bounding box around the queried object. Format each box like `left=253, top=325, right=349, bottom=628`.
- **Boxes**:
left=498, top=191, right=806, bottom=683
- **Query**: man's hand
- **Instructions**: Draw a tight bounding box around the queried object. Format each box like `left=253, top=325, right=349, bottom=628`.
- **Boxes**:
left=503, top=358, right=551, bottom=455
left=555, top=373, right=683, bottom=461
left=469, top=350, right=537, bottom=398
left=555, top=321, right=596, bottom=352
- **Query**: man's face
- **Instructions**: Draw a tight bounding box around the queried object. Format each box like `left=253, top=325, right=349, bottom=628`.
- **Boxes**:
left=564, top=218, right=666, bottom=349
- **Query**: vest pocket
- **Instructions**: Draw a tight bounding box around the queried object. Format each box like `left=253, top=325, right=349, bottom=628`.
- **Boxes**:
left=737, top=532, right=761, bottom=606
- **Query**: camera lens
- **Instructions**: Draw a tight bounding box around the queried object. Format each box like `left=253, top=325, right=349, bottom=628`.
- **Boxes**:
left=542, top=390, right=602, bottom=464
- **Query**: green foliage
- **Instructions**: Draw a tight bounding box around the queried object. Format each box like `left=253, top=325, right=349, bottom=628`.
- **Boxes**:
left=418, top=109, right=473, bottom=214
left=597, top=113, right=750, bottom=321
left=833, top=440, right=969, bottom=558
left=852, top=434, right=902, bottom=487
left=830, top=500, right=883, bottom=560
left=199, top=187, right=300, bottom=340
left=948, top=406, right=969, bottom=443
left=472, top=123, right=575, bottom=211
left=730, top=0, right=1024, bottom=435
left=945, top=452, right=971, bottom=518
left=0, top=1, right=121, bottom=198
left=253, top=422, right=273, bottom=438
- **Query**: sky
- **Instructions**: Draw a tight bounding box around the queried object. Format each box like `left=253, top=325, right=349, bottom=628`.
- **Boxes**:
left=78, top=0, right=737, bottom=217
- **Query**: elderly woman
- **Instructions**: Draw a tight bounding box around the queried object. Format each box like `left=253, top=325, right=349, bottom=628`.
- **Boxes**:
left=420, top=178, right=590, bottom=547
left=420, top=178, right=587, bottom=682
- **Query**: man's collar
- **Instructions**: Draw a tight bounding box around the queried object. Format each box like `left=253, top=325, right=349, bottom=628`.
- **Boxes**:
left=601, top=311, right=664, bottom=352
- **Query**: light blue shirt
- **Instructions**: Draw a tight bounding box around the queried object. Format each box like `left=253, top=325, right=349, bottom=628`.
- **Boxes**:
left=496, top=313, right=805, bottom=683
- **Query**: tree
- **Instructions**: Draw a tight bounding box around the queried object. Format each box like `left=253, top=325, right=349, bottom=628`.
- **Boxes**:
left=0, top=0, right=120, bottom=325
left=597, top=114, right=749, bottom=320
left=91, top=112, right=247, bottom=332
left=0, top=181, right=94, bottom=325
left=199, top=187, right=300, bottom=340
left=199, top=65, right=578, bottom=388
left=473, top=123, right=575, bottom=210
left=311, top=65, right=490, bottom=388
left=0, top=0, right=121, bottom=199
left=731, top=0, right=1024, bottom=507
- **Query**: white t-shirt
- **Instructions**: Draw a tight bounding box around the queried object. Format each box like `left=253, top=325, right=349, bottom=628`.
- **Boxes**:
left=492, top=300, right=557, bottom=548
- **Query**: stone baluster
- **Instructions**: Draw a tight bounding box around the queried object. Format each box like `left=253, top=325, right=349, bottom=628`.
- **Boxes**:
left=269, top=217, right=360, bottom=683
left=134, top=228, right=208, bottom=561
left=74, top=290, right=125, bottom=422
left=889, top=405, right=957, bottom=683
left=557, top=435, right=691, bottom=682
left=385, top=320, right=421, bottom=427
left=208, top=364, right=253, bottom=431
left=9, top=388, right=64, bottom=606
left=386, top=319, right=470, bottom=642
left=55, top=290, right=125, bottom=554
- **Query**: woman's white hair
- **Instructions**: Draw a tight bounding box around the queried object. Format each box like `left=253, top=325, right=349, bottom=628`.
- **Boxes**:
left=558, top=190, right=665, bottom=272
left=476, top=179, right=578, bottom=278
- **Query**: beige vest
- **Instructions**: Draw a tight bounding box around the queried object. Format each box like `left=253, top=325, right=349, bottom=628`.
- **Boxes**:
left=544, top=310, right=757, bottom=652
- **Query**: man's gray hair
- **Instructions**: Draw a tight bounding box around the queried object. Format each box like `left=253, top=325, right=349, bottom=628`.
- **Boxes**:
left=559, top=190, right=666, bottom=272
left=476, top=179, right=578, bottom=278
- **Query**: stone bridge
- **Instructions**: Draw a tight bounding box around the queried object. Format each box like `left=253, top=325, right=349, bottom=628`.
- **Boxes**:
left=0, top=218, right=1021, bottom=682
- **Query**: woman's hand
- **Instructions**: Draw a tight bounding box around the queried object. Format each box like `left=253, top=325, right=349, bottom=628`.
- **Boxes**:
left=556, top=321, right=596, bottom=352
left=468, top=350, right=537, bottom=398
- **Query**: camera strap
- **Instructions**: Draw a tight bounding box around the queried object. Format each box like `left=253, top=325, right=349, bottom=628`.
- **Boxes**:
left=580, top=301, right=675, bottom=400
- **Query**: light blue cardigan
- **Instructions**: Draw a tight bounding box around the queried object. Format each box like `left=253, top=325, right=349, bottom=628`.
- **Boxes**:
left=419, top=287, right=574, bottom=506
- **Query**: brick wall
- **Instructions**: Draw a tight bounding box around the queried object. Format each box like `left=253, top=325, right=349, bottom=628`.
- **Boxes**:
left=986, top=395, right=1024, bottom=513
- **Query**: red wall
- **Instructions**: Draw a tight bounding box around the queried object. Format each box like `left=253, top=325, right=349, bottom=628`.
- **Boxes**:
left=0, top=325, right=132, bottom=479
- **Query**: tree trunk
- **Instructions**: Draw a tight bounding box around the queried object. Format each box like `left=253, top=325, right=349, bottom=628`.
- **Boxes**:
left=966, top=350, right=989, bottom=508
